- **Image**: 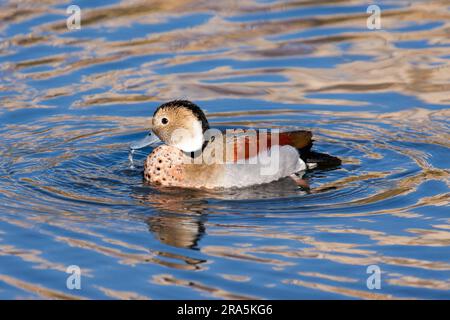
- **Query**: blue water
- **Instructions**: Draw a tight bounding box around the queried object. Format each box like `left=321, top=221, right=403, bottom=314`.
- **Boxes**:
left=0, top=0, right=449, bottom=299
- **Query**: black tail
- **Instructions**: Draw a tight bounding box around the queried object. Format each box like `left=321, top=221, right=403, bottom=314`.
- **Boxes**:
left=298, top=143, right=341, bottom=169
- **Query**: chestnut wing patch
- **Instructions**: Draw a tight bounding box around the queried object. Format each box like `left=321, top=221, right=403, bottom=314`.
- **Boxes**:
left=225, top=129, right=312, bottom=162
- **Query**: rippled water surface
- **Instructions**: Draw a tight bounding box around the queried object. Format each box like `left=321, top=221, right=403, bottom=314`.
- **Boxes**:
left=0, top=0, right=449, bottom=299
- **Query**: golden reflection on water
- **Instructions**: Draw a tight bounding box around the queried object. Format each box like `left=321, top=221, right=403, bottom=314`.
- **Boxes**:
left=1, top=0, right=449, bottom=109
left=0, top=275, right=84, bottom=300
left=151, top=273, right=258, bottom=299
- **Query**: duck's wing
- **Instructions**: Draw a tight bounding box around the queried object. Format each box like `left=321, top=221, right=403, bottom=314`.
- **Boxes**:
left=278, top=130, right=312, bottom=149
left=215, top=129, right=312, bottom=162
left=206, top=129, right=341, bottom=168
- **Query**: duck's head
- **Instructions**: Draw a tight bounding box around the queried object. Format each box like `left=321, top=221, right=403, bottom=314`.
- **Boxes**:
left=130, top=100, right=209, bottom=153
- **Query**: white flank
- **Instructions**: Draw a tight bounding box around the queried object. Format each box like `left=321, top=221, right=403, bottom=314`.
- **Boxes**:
left=220, top=145, right=306, bottom=188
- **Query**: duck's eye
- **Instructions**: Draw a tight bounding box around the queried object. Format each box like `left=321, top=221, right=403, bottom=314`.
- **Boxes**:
left=161, top=117, right=168, bottom=125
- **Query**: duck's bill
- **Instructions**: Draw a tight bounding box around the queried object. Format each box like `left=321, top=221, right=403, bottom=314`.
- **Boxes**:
left=130, top=131, right=161, bottom=150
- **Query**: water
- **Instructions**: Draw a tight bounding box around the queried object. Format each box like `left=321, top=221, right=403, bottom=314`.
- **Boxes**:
left=0, top=0, right=449, bottom=299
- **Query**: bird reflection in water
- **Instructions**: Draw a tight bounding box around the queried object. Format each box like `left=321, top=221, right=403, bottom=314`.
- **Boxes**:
left=136, top=187, right=208, bottom=249
left=135, top=176, right=312, bottom=249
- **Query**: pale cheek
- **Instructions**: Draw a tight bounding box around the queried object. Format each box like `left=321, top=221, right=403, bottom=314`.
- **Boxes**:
left=170, top=127, right=189, bottom=144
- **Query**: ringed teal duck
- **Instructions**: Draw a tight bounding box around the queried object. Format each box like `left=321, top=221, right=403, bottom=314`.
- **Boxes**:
left=130, top=100, right=340, bottom=189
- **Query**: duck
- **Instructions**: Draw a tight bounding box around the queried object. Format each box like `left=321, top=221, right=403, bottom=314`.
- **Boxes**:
left=130, top=100, right=341, bottom=189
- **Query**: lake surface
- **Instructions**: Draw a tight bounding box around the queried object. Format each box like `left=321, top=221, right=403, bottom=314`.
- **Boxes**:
left=0, top=0, right=449, bottom=299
